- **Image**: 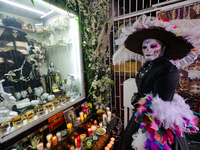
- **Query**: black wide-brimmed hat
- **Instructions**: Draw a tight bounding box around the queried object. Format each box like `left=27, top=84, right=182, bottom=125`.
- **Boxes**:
left=124, top=27, right=193, bottom=60
left=113, top=15, right=200, bottom=68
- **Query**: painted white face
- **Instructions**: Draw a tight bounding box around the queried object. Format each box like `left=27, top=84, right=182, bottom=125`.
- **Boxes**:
left=142, top=39, right=162, bottom=61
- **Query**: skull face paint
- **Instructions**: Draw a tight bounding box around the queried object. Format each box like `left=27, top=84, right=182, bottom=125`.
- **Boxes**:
left=142, top=39, right=162, bottom=61
left=12, top=30, right=18, bottom=38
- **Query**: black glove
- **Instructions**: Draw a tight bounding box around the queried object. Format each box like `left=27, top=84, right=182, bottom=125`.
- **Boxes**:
left=131, top=92, right=140, bottom=106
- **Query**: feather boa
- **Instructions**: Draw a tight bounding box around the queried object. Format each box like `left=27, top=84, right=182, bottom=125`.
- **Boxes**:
left=132, top=94, right=199, bottom=150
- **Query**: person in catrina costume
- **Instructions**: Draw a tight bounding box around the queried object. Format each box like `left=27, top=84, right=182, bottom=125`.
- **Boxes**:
left=113, top=15, right=200, bottom=150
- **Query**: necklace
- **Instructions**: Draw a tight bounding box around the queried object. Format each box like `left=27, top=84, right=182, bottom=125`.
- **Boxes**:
left=138, top=61, right=153, bottom=78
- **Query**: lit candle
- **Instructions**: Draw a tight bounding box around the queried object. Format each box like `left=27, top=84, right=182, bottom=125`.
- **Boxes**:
left=102, top=114, right=107, bottom=126
left=109, top=140, right=114, bottom=146
left=106, top=107, right=110, bottom=112
left=94, top=120, right=97, bottom=127
left=52, top=135, right=57, bottom=146
left=84, top=113, right=87, bottom=120
left=46, top=133, right=52, bottom=143
left=107, top=143, right=112, bottom=150
left=67, top=123, right=72, bottom=133
left=87, top=127, right=92, bottom=136
left=111, top=137, right=115, bottom=142
left=80, top=117, right=84, bottom=122
left=75, top=138, right=77, bottom=147
left=107, top=111, right=111, bottom=118
left=104, top=146, right=109, bottom=150
left=99, top=122, right=103, bottom=128
left=37, top=142, right=43, bottom=150
left=79, top=111, right=84, bottom=118
left=46, top=142, right=51, bottom=150
left=107, top=116, right=111, bottom=124
left=91, top=125, right=96, bottom=136
left=70, top=145, right=75, bottom=150
left=56, top=131, right=62, bottom=142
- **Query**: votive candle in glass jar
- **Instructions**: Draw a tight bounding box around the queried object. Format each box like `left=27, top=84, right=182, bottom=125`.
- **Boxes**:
left=67, top=123, right=72, bottom=133
left=46, top=133, right=52, bottom=143
left=52, top=135, right=57, bottom=146
left=37, top=142, right=44, bottom=150
left=79, top=111, right=84, bottom=118
left=56, top=131, right=62, bottom=142
left=87, top=127, right=92, bottom=136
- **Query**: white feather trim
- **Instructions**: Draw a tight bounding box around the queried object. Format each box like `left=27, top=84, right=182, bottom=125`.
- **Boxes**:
left=112, top=45, right=136, bottom=65
left=132, top=129, right=146, bottom=150
left=149, top=93, right=196, bottom=132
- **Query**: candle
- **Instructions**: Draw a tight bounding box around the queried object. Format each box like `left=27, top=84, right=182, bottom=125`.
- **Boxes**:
left=107, top=143, right=112, bottom=150
left=79, top=111, right=84, bottom=118
left=46, top=142, right=51, bottom=150
left=99, top=122, right=103, bottom=128
left=80, top=134, right=86, bottom=150
left=37, top=142, right=43, bottom=150
left=80, top=117, right=84, bottom=122
left=107, top=111, right=111, bottom=118
left=107, top=144, right=112, bottom=150
left=94, top=120, right=97, bottom=127
left=109, top=141, right=114, bottom=146
left=107, top=116, right=111, bottom=124
left=87, top=127, right=92, bottom=136
left=75, top=138, right=77, bottom=147
left=56, top=131, right=62, bottom=142
left=104, top=146, right=109, bottom=150
left=70, top=145, right=75, bottom=150
left=84, top=113, right=87, bottom=120
left=102, top=114, right=107, bottom=126
left=77, top=117, right=81, bottom=125
left=46, top=133, right=52, bottom=143
left=67, top=123, right=72, bottom=133
left=91, top=125, right=96, bottom=136
left=52, top=135, right=57, bottom=146
left=111, top=137, right=115, bottom=142
left=106, top=107, right=110, bottom=112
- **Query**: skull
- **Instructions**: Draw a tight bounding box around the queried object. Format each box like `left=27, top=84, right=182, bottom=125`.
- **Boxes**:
left=142, top=38, right=164, bottom=61
left=12, top=30, right=18, bottom=38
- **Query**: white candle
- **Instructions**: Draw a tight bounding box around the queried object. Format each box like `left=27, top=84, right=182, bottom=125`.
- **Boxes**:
left=106, top=107, right=110, bottom=112
left=79, top=111, right=84, bottom=118
left=107, top=111, right=111, bottom=118
left=99, top=122, right=103, bottom=128
left=91, top=125, right=97, bottom=136
left=56, top=131, right=62, bottom=142
left=46, top=142, right=51, bottom=150
left=102, top=114, right=107, bottom=125
left=107, top=116, right=111, bottom=123
left=37, top=142, right=43, bottom=150
left=46, top=133, right=52, bottom=143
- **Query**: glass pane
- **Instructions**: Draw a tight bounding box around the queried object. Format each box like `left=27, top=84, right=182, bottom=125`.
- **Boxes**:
left=0, top=0, right=84, bottom=138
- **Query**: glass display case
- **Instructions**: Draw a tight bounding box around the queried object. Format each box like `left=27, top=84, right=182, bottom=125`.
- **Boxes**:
left=0, top=0, right=85, bottom=143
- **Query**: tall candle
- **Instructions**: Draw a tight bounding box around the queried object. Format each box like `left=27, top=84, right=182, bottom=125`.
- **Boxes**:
left=79, top=111, right=84, bottom=118
left=99, top=122, right=103, bottom=128
left=84, top=113, right=87, bottom=120
left=80, top=117, right=84, bottom=122
left=102, top=114, right=107, bottom=126
left=46, top=142, right=51, bottom=150
left=52, top=135, right=57, bottom=146
left=70, top=145, right=75, bottom=150
left=91, top=125, right=96, bottom=136
left=106, top=107, right=110, bottom=112
left=37, top=142, right=43, bottom=150
left=87, top=127, right=92, bottom=136
left=107, top=111, right=111, bottom=118
left=67, top=123, right=72, bottom=133
left=56, top=131, right=62, bottom=142
left=46, top=133, right=52, bottom=143
left=110, top=137, right=115, bottom=142
left=104, top=146, right=109, bottom=150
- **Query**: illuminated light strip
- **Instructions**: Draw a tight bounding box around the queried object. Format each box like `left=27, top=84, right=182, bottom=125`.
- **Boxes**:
left=0, top=0, right=45, bottom=15
left=40, top=10, right=54, bottom=18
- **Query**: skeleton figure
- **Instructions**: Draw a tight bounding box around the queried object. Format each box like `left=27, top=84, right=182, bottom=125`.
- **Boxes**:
left=12, top=30, right=18, bottom=38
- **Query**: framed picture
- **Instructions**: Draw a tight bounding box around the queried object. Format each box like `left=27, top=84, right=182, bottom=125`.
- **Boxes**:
left=63, top=107, right=77, bottom=124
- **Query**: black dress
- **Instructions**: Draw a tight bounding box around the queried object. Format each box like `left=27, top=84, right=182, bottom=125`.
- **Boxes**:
left=119, top=57, right=190, bottom=150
